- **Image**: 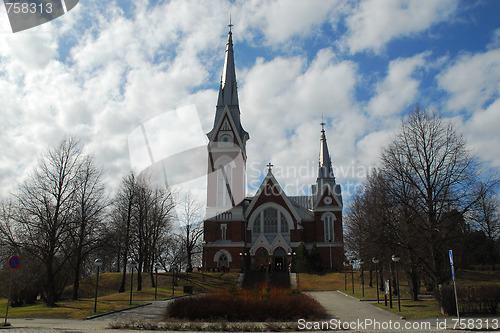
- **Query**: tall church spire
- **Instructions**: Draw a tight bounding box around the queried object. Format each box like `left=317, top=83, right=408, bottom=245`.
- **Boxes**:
left=318, top=122, right=335, bottom=181
left=208, top=21, right=248, bottom=151
left=217, top=22, right=239, bottom=107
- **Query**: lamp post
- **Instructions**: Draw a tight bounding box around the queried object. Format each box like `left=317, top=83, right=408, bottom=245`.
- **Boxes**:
left=172, top=264, right=177, bottom=297
left=154, top=263, right=161, bottom=300
left=392, top=255, right=401, bottom=312
left=372, top=257, right=380, bottom=304
left=239, top=252, right=248, bottom=273
left=349, top=260, right=355, bottom=294
left=343, top=261, right=349, bottom=291
left=93, top=258, right=103, bottom=313
left=127, top=261, right=137, bottom=305
left=360, top=260, right=365, bottom=298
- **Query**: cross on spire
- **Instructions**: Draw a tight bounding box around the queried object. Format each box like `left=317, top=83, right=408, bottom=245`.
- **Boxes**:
left=321, top=115, right=326, bottom=133
left=228, top=15, right=233, bottom=32
left=267, top=162, right=273, bottom=173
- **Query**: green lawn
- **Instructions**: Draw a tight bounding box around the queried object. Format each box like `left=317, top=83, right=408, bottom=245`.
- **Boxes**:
left=298, top=269, right=500, bottom=320
left=1, top=272, right=239, bottom=319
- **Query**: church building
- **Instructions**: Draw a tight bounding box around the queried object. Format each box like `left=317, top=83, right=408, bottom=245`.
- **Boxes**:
left=202, top=26, right=344, bottom=272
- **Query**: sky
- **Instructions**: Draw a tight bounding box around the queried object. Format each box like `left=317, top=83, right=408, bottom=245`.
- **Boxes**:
left=1, top=0, right=500, bottom=206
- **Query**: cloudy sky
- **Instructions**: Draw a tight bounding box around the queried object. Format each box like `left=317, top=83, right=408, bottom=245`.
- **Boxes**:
left=1, top=0, right=500, bottom=205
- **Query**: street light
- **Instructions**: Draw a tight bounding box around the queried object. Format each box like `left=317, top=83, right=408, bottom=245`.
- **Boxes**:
left=127, top=261, right=137, bottom=305
left=372, top=257, right=380, bottom=304
left=359, top=260, right=365, bottom=298
left=154, top=263, right=161, bottom=300
left=392, top=255, right=401, bottom=312
left=93, top=258, right=103, bottom=313
left=349, top=259, right=355, bottom=294
left=172, top=264, right=177, bottom=297
left=343, top=261, right=349, bottom=291
left=239, top=252, right=248, bottom=273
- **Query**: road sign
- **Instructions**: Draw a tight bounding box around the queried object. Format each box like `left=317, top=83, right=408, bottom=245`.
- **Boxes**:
left=8, top=256, right=20, bottom=269
left=449, top=250, right=453, bottom=265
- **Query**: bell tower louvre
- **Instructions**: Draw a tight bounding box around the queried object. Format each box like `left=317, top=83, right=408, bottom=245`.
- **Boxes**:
left=202, top=24, right=343, bottom=273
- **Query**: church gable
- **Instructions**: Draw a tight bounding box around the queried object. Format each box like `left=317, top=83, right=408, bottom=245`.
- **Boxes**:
left=245, top=171, right=301, bottom=225
left=314, top=185, right=342, bottom=211
left=207, top=106, right=244, bottom=149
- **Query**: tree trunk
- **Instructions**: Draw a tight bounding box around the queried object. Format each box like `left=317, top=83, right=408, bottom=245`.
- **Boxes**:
left=72, top=257, right=82, bottom=300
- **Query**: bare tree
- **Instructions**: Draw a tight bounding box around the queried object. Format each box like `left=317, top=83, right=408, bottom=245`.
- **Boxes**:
left=111, top=172, right=136, bottom=293
left=381, top=106, right=492, bottom=294
left=471, top=184, right=500, bottom=269
left=176, top=192, right=203, bottom=272
left=5, top=137, right=83, bottom=306
left=65, top=155, right=108, bottom=299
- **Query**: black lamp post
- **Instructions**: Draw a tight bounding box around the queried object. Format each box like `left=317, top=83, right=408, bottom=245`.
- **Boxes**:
left=93, top=258, right=103, bottom=313
left=343, top=261, right=349, bottom=291
left=172, top=264, right=177, bottom=297
left=392, top=255, right=401, bottom=312
left=349, top=259, right=355, bottom=294
left=154, top=263, right=161, bottom=300
left=239, top=252, right=248, bottom=273
left=372, top=257, right=380, bottom=303
left=360, top=260, right=365, bottom=298
left=127, top=261, right=137, bottom=305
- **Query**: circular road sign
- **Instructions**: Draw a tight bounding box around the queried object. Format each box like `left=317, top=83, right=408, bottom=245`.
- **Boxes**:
left=9, top=255, right=20, bottom=269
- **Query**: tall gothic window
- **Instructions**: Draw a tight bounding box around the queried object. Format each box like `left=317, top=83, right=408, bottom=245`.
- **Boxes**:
left=216, top=160, right=232, bottom=207
left=221, top=224, right=227, bottom=240
left=253, top=215, right=261, bottom=233
left=280, top=214, right=288, bottom=233
left=324, top=215, right=334, bottom=242
left=263, top=208, right=278, bottom=233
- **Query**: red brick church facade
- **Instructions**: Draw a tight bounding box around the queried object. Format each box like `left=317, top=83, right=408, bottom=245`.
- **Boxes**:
left=202, top=27, right=344, bottom=272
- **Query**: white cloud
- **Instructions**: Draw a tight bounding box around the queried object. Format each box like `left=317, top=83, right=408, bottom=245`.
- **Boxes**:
left=368, top=52, right=428, bottom=117
left=238, top=0, right=343, bottom=45
left=438, top=48, right=500, bottom=112
left=342, top=0, right=458, bottom=54
left=464, top=99, right=500, bottom=168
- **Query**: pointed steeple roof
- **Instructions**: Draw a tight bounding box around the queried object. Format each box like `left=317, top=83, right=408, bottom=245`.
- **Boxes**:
left=318, top=122, right=335, bottom=180
left=217, top=25, right=239, bottom=107
left=208, top=21, right=249, bottom=152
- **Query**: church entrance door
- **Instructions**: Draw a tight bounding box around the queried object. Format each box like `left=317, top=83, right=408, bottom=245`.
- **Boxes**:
left=254, top=248, right=269, bottom=272
left=273, top=248, right=286, bottom=272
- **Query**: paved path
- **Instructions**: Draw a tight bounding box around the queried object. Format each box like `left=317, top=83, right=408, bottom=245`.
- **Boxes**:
left=9, top=299, right=172, bottom=333
left=305, top=291, right=493, bottom=332
left=7, top=292, right=490, bottom=332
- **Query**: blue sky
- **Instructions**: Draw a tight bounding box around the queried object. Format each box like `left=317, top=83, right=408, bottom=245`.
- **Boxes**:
left=1, top=0, right=500, bottom=204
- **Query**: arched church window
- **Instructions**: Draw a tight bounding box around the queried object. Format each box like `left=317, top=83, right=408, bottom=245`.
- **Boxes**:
left=218, top=254, right=228, bottom=268
left=280, top=214, right=288, bottom=233
left=324, top=214, right=334, bottom=242
left=253, top=214, right=261, bottom=233
left=263, top=208, right=278, bottom=233
left=216, top=158, right=232, bottom=207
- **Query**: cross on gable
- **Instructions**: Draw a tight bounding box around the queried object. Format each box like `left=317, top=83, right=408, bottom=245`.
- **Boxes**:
left=267, top=162, right=273, bottom=172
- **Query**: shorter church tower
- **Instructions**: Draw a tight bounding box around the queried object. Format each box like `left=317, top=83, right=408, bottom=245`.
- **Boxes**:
left=311, top=123, right=343, bottom=271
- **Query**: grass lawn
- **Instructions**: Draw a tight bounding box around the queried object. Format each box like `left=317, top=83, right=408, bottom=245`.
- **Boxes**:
left=0, top=299, right=143, bottom=319
left=1, top=271, right=239, bottom=319
left=298, top=269, right=500, bottom=320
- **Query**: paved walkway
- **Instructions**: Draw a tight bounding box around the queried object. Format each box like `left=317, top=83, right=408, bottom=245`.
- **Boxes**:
left=7, top=292, right=489, bottom=332
left=9, top=299, right=172, bottom=333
